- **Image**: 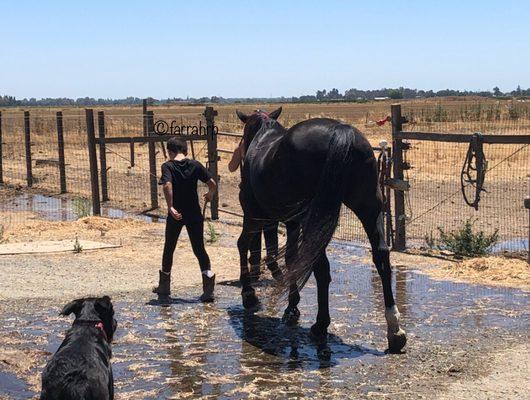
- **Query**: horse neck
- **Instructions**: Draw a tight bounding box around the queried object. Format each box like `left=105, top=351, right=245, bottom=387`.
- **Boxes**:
left=244, top=120, right=286, bottom=153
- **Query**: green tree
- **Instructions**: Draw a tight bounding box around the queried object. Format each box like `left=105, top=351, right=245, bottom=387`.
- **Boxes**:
left=389, top=89, right=403, bottom=99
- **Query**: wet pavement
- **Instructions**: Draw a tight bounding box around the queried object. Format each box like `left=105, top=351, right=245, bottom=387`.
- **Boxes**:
left=0, top=252, right=528, bottom=399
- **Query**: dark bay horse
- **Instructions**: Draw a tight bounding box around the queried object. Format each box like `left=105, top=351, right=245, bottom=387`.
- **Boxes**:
left=235, top=108, right=407, bottom=353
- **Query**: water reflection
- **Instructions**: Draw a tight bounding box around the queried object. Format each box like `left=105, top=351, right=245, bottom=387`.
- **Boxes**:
left=0, top=192, right=159, bottom=222
left=1, top=257, right=528, bottom=399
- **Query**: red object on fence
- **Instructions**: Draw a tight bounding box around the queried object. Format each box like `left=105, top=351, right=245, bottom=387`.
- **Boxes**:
left=376, top=116, right=391, bottom=126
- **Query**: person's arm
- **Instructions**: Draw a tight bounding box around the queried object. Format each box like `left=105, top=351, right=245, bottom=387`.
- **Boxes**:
left=159, top=163, right=182, bottom=220
left=203, top=178, right=217, bottom=203
left=228, top=143, right=244, bottom=172
left=196, top=161, right=217, bottom=203
left=163, top=182, right=182, bottom=220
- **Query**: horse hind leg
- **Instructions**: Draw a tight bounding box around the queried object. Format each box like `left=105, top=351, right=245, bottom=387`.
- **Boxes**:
left=282, top=221, right=301, bottom=326
left=310, top=251, right=331, bottom=343
left=237, top=218, right=261, bottom=310
left=350, top=197, right=407, bottom=353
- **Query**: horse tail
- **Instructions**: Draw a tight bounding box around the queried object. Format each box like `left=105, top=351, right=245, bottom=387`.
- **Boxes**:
left=278, top=123, right=354, bottom=296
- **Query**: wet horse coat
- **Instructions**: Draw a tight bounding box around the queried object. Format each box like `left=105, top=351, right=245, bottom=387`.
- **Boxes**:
left=236, top=109, right=406, bottom=353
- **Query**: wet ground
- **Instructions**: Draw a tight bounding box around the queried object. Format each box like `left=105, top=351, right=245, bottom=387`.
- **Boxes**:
left=0, top=192, right=159, bottom=223
left=1, top=192, right=527, bottom=253
left=0, top=250, right=528, bottom=399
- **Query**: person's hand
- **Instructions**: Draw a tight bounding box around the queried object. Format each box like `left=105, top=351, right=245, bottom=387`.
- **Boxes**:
left=169, top=207, right=182, bottom=220
left=203, top=191, right=213, bottom=203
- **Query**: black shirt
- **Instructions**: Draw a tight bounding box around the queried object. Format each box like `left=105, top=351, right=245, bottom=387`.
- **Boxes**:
left=158, top=159, right=212, bottom=223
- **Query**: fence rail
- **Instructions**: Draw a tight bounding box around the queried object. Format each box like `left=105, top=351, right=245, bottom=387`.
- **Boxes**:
left=1, top=102, right=528, bottom=259
left=392, top=103, right=530, bottom=256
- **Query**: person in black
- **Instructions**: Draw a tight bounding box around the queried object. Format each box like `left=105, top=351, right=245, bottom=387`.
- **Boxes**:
left=153, top=137, right=217, bottom=302
left=228, top=140, right=282, bottom=282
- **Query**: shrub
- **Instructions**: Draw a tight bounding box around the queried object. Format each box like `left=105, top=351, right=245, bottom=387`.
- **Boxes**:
left=437, top=219, right=498, bottom=257
left=72, top=197, right=92, bottom=219
left=73, top=236, right=83, bottom=253
left=205, top=221, right=219, bottom=244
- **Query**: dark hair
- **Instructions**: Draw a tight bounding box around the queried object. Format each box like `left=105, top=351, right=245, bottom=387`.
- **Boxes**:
left=167, top=137, right=187, bottom=155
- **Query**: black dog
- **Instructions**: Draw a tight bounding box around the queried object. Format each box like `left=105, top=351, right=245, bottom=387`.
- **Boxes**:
left=40, top=296, right=117, bottom=400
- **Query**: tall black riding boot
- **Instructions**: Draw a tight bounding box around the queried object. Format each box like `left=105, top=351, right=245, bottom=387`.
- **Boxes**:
left=200, top=271, right=215, bottom=303
left=152, top=270, right=171, bottom=296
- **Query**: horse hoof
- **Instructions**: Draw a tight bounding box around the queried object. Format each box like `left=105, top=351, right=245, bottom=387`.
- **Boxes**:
left=242, top=291, right=260, bottom=310
left=282, top=307, right=300, bottom=326
left=317, top=344, right=331, bottom=360
left=387, top=328, right=407, bottom=354
left=309, top=324, right=328, bottom=344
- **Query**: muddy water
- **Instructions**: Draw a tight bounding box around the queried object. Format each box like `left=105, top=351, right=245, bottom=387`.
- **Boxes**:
left=0, top=253, right=528, bottom=399
left=0, top=193, right=159, bottom=223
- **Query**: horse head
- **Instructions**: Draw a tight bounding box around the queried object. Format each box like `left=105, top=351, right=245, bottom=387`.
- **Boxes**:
left=236, top=107, right=282, bottom=151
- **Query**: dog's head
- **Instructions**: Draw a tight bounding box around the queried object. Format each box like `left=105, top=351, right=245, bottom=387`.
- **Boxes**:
left=60, top=296, right=117, bottom=342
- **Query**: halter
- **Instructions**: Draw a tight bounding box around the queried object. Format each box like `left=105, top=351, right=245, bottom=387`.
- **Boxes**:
left=253, top=109, right=269, bottom=118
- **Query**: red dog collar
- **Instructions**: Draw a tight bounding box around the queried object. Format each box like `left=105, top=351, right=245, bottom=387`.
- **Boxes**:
left=94, top=321, right=109, bottom=342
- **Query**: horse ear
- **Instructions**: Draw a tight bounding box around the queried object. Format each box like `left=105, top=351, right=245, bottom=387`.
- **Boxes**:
left=269, top=107, right=282, bottom=120
left=60, top=299, right=84, bottom=317
left=236, top=110, right=249, bottom=124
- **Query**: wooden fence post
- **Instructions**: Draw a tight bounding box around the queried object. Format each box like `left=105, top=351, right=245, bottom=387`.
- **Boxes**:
left=0, top=111, right=3, bottom=185
left=24, top=111, right=33, bottom=187
left=56, top=111, right=67, bottom=193
left=146, top=111, right=159, bottom=209
left=524, top=196, right=530, bottom=264
left=142, top=99, right=148, bottom=137
left=129, top=140, right=135, bottom=167
left=204, top=106, right=219, bottom=220
left=85, top=109, right=101, bottom=215
left=97, top=111, right=109, bottom=201
left=391, top=104, right=406, bottom=250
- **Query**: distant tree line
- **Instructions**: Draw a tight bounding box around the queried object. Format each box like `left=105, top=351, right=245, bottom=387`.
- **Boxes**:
left=1, top=86, right=530, bottom=107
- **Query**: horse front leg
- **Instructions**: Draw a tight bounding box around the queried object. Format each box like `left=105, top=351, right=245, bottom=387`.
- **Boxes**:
left=237, top=217, right=261, bottom=309
left=358, top=205, right=407, bottom=353
left=282, top=221, right=301, bottom=325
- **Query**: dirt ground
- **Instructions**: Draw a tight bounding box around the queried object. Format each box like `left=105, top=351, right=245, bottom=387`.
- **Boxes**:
left=0, top=213, right=529, bottom=399
left=0, top=213, right=244, bottom=300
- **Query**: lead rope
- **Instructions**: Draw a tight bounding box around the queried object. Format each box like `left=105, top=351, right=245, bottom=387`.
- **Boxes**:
left=461, top=133, right=487, bottom=210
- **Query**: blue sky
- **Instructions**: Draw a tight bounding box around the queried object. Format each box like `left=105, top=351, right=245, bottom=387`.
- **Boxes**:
left=1, top=1, right=529, bottom=99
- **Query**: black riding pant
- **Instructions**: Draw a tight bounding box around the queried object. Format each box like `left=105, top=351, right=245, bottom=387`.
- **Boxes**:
left=162, top=216, right=210, bottom=273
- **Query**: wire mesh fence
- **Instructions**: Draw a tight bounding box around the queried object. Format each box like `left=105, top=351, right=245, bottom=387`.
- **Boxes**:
left=401, top=103, right=530, bottom=255
left=1, top=101, right=529, bottom=258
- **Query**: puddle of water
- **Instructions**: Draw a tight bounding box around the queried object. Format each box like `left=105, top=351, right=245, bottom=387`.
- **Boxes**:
left=0, top=193, right=159, bottom=223
left=407, top=237, right=528, bottom=255
left=0, top=256, right=528, bottom=399
left=490, top=238, right=528, bottom=253
left=0, top=371, right=34, bottom=399
left=2, top=192, right=527, bottom=255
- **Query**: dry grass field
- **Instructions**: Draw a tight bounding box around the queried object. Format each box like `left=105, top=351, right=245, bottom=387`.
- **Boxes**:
left=1, top=97, right=529, bottom=252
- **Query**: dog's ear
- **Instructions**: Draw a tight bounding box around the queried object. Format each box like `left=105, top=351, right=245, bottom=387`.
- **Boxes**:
left=95, top=296, right=113, bottom=316
left=60, top=299, right=84, bottom=317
